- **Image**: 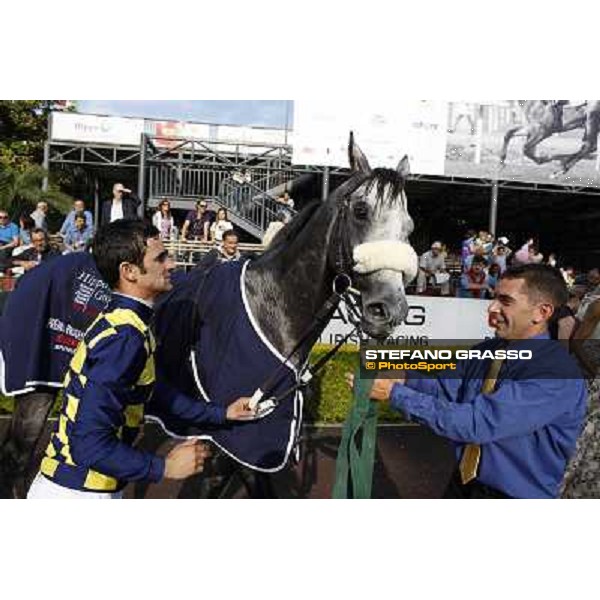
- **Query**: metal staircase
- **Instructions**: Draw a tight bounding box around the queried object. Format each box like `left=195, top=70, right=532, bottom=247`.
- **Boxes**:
left=147, top=156, right=297, bottom=239
left=217, top=178, right=294, bottom=238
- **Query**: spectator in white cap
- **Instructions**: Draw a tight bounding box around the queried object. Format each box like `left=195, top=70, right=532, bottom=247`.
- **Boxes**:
left=416, top=241, right=450, bottom=296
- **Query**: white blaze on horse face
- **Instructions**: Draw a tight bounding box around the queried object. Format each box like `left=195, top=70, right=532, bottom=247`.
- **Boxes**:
left=351, top=181, right=417, bottom=282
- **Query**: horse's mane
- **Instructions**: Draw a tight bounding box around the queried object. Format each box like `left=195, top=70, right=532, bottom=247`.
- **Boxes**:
left=364, top=168, right=407, bottom=209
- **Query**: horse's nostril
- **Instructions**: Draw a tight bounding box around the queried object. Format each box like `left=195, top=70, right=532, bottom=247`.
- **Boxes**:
left=366, top=303, right=389, bottom=321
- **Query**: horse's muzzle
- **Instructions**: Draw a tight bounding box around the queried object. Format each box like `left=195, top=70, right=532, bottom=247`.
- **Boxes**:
left=359, top=270, right=409, bottom=340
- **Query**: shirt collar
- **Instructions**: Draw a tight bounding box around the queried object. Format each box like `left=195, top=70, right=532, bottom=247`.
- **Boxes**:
left=111, top=292, right=154, bottom=323
left=528, top=331, right=550, bottom=340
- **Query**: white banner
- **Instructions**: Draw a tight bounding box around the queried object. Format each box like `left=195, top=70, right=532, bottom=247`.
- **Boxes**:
left=292, top=100, right=448, bottom=174
left=216, top=125, right=287, bottom=145
left=319, top=296, right=493, bottom=346
left=50, top=112, right=144, bottom=146
left=212, top=125, right=288, bottom=155
left=50, top=112, right=289, bottom=153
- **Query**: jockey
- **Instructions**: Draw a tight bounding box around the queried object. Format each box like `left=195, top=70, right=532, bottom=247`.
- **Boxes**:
left=27, top=220, right=256, bottom=499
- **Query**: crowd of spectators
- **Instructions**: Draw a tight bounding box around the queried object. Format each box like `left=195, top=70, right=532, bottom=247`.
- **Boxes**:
left=1, top=198, right=96, bottom=275
left=415, top=228, right=582, bottom=301
left=0, top=183, right=250, bottom=281
left=5, top=189, right=595, bottom=316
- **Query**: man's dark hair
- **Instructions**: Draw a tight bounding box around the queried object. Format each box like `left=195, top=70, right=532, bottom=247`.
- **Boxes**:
left=222, top=229, right=238, bottom=241
left=501, top=263, right=568, bottom=307
left=472, top=255, right=487, bottom=266
left=92, top=219, right=159, bottom=288
left=31, top=228, right=49, bottom=241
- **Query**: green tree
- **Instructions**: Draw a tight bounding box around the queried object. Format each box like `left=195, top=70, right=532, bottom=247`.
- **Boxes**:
left=0, top=101, right=55, bottom=170
left=0, top=101, right=76, bottom=217
left=0, top=164, right=72, bottom=216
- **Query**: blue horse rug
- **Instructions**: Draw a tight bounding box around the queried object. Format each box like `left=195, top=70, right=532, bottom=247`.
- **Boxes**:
left=0, top=253, right=111, bottom=396
left=153, top=259, right=303, bottom=472
left=0, top=253, right=302, bottom=472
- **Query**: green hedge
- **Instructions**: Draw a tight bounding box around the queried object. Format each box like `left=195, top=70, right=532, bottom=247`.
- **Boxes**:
left=305, top=344, right=404, bottom=423
left=0, top=345, right=404, bottom=423
left=0, top=393, right=62, bottom=416
left=0, top=395, right=13, bottom=414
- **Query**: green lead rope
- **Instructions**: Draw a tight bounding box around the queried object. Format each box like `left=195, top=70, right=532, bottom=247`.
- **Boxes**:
left=332, top=368, right=378, bottom=499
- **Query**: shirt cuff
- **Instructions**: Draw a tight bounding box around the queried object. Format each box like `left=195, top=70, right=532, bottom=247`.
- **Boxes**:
left=206, top=403, right=227, bottom=425
left=148, top=455, right=166, bottom=483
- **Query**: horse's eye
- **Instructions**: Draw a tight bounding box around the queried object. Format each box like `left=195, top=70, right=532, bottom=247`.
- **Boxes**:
left=353, top=202, right=369, bottom=220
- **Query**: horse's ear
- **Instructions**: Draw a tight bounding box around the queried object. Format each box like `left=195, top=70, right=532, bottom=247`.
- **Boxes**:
left=348, top=131, right=371, bottom=174
left=396, top=155, right=410, bottom=179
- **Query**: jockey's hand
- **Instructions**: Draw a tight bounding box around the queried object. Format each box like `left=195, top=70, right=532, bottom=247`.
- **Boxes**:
left=164, top=439, right=211, bottom=480
left=369, top=377, right=406, bottom=402
left=226, top=396, right=258, bottom=421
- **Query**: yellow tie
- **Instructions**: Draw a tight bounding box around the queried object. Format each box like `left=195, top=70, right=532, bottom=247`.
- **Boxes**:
left=458, top=357, right=505, bottom=485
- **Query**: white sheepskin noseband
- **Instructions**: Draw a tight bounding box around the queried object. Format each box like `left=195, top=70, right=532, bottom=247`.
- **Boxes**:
left=353, top=241, right=418, bottom=283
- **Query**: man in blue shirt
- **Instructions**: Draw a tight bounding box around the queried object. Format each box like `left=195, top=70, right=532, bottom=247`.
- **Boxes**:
left=367, top=264, right=587, bottom=499
left=0, top=211, right=20, bottom=264
left=59, top=199, right=93, bottom=238
left=63, top=212, right=94, bottom=253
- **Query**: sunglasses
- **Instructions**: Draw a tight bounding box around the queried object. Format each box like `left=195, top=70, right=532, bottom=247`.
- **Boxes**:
left=0, top=215, right=8, bottom=220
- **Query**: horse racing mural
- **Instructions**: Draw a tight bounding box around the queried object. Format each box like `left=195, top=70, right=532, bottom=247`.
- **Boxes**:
left=0, top=133, right=419, bottom=497
left=446, top=100, right=600, bottom=187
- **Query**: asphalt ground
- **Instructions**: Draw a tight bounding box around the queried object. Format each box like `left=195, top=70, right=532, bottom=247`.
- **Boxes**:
left=0, top=417, right=457, bottom=499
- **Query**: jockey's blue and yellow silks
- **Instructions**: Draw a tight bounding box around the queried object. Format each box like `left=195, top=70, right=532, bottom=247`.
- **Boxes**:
left=153, top=259, right=302, bottom=472
left=1, top=252, right=302, bottom=475
left=0, top=253, right=111, bottom=396
left=40, top=294, right=161, bottom=491
left=41, top=293, right=227, bottom=492
left=390, top=334, right=587, bottom=499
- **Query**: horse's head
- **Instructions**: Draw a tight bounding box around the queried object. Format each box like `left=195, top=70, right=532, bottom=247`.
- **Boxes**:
left=329, top=132, right=418, bottom=340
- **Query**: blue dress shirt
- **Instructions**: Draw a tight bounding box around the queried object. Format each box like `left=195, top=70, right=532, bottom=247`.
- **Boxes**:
left=59, top=209, right=94, bottom=237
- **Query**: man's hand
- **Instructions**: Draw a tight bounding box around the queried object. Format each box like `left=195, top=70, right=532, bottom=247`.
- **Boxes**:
left=369, top=377, right=406, bottom=402
left=164, top=439, right=211, bottom=480
left=226, top=396, right=258, bottom=420
left=345, top=373, right=405, bottom=402
left=122, top=187, right=132, bottom=194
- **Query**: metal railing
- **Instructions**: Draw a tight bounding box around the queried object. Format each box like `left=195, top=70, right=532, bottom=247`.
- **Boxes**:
left=148, top=164, right=297, bottom=201
left=163, top=239, right=266, bottom=269
left=147, top=161, right=298, bottom=237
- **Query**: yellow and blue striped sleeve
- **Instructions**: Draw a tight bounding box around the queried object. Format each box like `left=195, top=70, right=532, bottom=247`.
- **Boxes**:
left=69, top=325, right=164, bottom=483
